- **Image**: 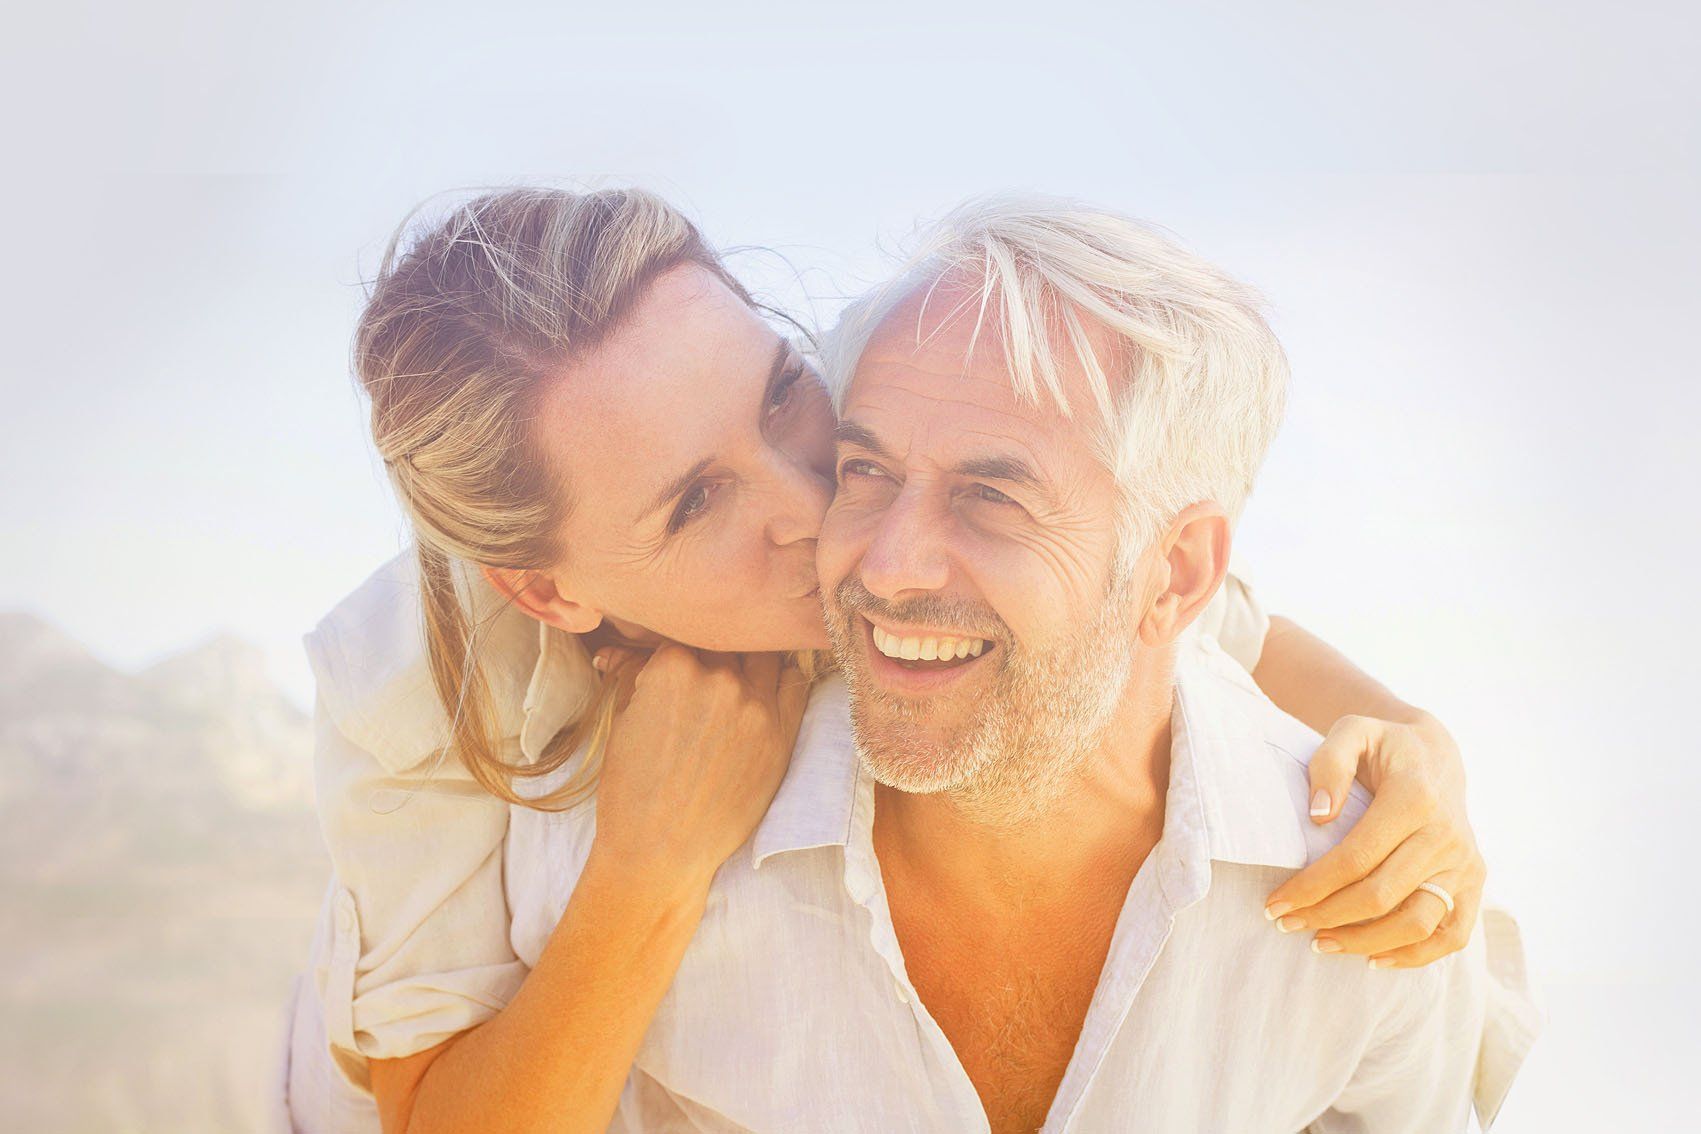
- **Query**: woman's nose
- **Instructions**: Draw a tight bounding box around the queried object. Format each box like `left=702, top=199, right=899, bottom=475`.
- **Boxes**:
left=763, top=446, right=834, bottom=547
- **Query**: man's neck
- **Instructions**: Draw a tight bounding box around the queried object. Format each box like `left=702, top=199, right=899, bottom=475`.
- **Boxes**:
left=872, top=656, right=1177, bottom=918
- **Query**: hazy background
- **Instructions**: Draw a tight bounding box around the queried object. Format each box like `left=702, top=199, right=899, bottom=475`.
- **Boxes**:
left=2, top=1, right=1695, bottom=1128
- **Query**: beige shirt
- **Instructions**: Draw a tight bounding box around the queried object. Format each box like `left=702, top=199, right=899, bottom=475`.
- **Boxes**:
left=280, top=550, right=1272, bottom=1126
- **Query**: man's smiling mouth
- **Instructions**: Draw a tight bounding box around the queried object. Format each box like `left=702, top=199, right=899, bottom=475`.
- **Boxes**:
left=865, top=618, right=996, bottom=673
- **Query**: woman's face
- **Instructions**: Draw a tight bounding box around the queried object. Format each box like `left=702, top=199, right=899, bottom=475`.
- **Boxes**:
left=531, top=263, right=836, bottom=652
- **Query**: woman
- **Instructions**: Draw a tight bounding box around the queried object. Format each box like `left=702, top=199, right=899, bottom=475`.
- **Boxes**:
left=283, top=187, right=1488, bottom=1133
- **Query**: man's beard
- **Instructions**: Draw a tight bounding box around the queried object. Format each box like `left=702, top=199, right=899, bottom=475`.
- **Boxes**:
left=824, top=571, right=1144, bottom=827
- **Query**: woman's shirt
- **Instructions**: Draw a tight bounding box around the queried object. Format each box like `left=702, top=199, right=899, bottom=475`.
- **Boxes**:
left=280, top=549, right=1273, bottom=1121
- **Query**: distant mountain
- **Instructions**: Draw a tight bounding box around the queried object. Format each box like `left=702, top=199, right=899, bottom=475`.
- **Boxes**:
left=137, top=633, right=316, bottom=811
left=0, top=611, right=134, bottom=716
left=0, top=614, right=326, bottom=1132
left=0, top=616, right=314, bottom=825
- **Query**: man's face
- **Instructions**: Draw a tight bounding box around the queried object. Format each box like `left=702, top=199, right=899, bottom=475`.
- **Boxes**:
left=818, top=288, right=1155, bottom=811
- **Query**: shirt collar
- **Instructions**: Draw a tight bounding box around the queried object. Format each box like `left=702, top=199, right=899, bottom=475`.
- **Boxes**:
left=746, top=641, right=1334, bottom=878
left=517, top=620, right=598, bottom=762
left=303, top=550, right=599, bottom=772
left=1168, top=640, right=1319, bottom=874
left=455, top=557, right=598, bottom=764
left=751, top=674, right=861, bottom=868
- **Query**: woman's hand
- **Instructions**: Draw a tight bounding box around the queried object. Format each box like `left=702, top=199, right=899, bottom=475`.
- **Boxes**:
left=1262, top=712, right=1486, bottom=969
left=589, top=646, right=811, bottom=898
left=370, top=646, right=808, bottom=1134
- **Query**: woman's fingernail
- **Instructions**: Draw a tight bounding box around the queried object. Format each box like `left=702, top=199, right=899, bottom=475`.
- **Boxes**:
left=1310, top=789, right=1332, bottom=817
left=1277, top=916, right=1306, bottom=934
left=1311, top=937, right=1342, bottom=954
left=1264, top=902, right=1294, bottom=921
left=1369, top=956, right=1395, bottom=970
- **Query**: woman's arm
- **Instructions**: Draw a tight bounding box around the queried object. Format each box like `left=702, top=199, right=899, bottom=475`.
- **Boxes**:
left=373, top=647, right=809, bottom=1134
left=372, top=850, right=708, bottom=1134
left=1250, top=615, right=1486, bottom=969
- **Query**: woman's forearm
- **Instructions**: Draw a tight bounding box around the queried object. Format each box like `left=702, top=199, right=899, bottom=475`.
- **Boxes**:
left=373, top=848, right=712, bottom=1134
left=1251, top=615, right=1433, bottom=735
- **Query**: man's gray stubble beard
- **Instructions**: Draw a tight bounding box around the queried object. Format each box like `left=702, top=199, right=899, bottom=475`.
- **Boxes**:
left=825, top=574, right=1144, bottom=828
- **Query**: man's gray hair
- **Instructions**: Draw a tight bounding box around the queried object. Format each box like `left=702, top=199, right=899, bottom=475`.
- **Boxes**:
left=821, top=195, right=1290, bottom=558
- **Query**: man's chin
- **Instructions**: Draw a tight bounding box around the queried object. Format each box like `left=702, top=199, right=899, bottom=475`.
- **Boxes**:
left=858, top=748, right=974, bottom=796
left=850, top=715, right=984, bottom=796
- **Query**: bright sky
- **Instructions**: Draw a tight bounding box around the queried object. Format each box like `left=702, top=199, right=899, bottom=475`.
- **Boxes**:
left=3, top=3, right=1695, bottom=1127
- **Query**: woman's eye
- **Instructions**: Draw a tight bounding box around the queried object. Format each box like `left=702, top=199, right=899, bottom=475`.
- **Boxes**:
left=768, top=368, right=803, bottom=413
left=668, top=483, right=714, bottom=533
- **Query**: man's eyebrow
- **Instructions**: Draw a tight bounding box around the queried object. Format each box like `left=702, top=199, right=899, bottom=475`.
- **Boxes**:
left=833, top=420, right=895, bottom=459
left=952, top=455, right=1045, bottom=493
left=837, top=421, right=1049, bottom=498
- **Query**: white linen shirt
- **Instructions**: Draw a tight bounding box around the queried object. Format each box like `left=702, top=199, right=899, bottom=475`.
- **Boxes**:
left=504, top=641, right=1538, bottom=1133
left=279, top=550, right=1271, bottom=1128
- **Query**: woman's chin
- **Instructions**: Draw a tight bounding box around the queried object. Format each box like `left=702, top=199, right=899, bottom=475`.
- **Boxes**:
left=752, top=617, right=833, bottom=655
left=671, top=615, right=830, bottom=656
left=792, top=624, right=833, bottom=652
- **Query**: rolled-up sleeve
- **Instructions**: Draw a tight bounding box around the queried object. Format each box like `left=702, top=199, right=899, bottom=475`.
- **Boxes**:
left=311, top=699, right=528, bottom=1091
left=1190, top=551, right=1270, bottom=673
left=1310, top=905, right=1540, bottom=1131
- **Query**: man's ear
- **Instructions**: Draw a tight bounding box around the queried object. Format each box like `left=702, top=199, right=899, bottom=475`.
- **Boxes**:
left=480, top=566, right=604, bottom=635
left=1137, top=503, right=1231, bottom=648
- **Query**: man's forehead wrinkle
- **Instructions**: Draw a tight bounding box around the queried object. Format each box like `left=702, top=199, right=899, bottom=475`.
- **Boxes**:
left=844, top=384, right=1060, bottom=463
left=860, top=326, right=1107, bottom=434
left=849, top=360, right=1081, bottom=446
left=871, top=282, right=999, bottom=370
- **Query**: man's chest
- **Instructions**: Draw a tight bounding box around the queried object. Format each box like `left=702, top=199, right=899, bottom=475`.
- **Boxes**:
left=885, top=885, right=1126, bottom=1134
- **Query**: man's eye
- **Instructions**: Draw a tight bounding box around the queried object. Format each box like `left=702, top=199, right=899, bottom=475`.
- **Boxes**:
left=974, top=484, right=1017, bottom=506
left=668, top=483, right=714, bottom=532
left=838, top=458, right=885, bottom=482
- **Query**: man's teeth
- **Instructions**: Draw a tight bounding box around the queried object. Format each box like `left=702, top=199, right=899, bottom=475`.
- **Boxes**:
left=870, top=625, right=988, bottom=662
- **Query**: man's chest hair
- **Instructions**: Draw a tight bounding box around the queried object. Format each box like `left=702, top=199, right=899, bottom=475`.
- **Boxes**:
left=898, top=909, right=1115, bottom=1123
left=911, top=956, right=1097, bottom=1132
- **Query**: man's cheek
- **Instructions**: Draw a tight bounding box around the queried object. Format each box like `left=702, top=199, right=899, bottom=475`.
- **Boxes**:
left=814, top=512, right=863, bottom=592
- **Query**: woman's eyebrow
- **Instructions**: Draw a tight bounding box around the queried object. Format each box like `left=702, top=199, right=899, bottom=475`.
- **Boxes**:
left=755, top=336, right=793, bottom=417
left=637, top=338, right=792, bottom=524
left=640, top=455, right=714, bottom=523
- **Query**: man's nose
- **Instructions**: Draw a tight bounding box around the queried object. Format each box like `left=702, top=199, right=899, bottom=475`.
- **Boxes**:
left=763, top=445, right=834, bottom=547
left=857, top=483, right=950, bottom=601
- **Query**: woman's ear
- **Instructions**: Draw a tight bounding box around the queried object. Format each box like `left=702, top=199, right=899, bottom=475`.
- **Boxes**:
left=1138, top=503, right=1231, bottom=648
left=480, top=566, right=604, bottom=635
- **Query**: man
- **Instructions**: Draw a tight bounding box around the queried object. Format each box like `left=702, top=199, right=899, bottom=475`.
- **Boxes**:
left=504, top=196, right=1534, bottom=1131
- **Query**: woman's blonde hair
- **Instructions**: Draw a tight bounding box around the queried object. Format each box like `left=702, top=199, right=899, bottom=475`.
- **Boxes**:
left=355, top=186, right=755, bottom=809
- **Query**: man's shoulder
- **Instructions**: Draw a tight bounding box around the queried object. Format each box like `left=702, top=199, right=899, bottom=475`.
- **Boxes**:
left=1180, top=639, right=1373, bottom=868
